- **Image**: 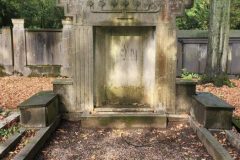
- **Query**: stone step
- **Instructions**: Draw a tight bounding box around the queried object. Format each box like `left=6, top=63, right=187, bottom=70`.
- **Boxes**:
left=81, top=113, right=167, bottom=128
left=94, top=108, right=154, bottom=113
left=94, top=111, right=157, bottom=115
left=94, top=107, right=154, bottom=113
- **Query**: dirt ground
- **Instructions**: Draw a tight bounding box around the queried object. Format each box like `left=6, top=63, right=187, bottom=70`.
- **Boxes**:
left=197, top=79, right=240, bottom=117
left=211, top=128, right=240, bottom=160
left=0, top=76, right=54, bottom=109
left=36, top=121, right=212, bottom=160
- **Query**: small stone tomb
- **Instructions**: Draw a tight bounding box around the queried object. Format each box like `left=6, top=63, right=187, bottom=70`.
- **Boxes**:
left=19, top=91, right=59, bottom=128
left=192, top=92, right=234, bottom=130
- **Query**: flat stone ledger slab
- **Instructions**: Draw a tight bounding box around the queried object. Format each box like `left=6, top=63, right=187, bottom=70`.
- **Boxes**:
left=56, top=0, right=194, bottom=117
left=19, top=91, right=59, bottom=128
left=192, top=92, right=234, bottom=130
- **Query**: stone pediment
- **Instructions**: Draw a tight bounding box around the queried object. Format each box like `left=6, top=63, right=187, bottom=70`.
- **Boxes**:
left=57, top=0, right=193, bottom=25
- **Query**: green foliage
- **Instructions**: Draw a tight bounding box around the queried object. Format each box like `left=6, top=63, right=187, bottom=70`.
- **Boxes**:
left=0, top=125, right=19, bottom=138
left=176, top=0, right=209, bottom=30
left=230, top=0, right=240, bottom=29
left=200, top=74, right=236, bottom=88
left=1, top=0, right=240, bottom=29
left=0, top=0, right=64, bottom=29
left=177, top=0, right=240, bottom=30
left=20, top=0, right=64, bottom=29
left=180, top=69, right=200, bottom=80
left=180, top=69, right=236, bottom=88
left=0, top=0, right=20, bottom=27
left=0, top=109, right=10, bottom=117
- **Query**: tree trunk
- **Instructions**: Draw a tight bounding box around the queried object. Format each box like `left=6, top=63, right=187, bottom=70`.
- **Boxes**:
left=206, top=0, right=231, bottom=77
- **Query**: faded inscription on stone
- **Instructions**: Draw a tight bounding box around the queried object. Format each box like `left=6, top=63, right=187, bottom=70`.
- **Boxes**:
left=108, top=35, right=143, bottom=87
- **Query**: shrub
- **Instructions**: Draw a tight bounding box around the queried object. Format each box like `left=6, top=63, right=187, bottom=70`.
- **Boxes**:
left=200, top=74, right=236, bottom=88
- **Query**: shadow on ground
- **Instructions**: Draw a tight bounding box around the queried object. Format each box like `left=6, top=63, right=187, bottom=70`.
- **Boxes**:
left=36, top=120, right=212, bottom=160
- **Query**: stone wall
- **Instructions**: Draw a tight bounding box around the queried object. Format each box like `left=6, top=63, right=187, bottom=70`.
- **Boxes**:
left=177, top=30, right=240, bottom=76
left=0, top=27, right=13, bottom=75
left=26, top=29, right=62, bottom=66
left=0, top=24, right=240, bottom=77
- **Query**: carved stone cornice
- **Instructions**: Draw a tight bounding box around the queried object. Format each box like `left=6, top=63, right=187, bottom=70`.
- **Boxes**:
left=86, top=0, right=162, bottom=13
left=57, top=0, right=193, bottom=14
left=169, top=0, right=194, bottom=16
left=57, top=0, right=193, bottom=24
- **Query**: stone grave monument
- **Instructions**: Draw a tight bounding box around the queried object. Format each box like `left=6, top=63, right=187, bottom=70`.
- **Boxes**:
left=53, top=0, right=195, bottom=127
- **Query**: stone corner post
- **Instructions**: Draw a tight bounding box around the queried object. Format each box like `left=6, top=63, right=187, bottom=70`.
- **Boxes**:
left=12, top=19, right=27, bottom=75
left=61, top=17, right=74, bottom=77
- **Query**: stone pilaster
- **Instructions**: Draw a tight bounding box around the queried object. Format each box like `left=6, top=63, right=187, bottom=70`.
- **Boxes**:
left=61, top=17, right=74, bottom=77
left=154, top=3, right=177, bottom=114
left=12, top=19, right=27, bottom=75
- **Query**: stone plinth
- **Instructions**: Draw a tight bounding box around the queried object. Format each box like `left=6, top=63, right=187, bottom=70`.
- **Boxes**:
left=192, top=92, right=234, bottom=130
left=176, top=79, right=197, bottom=114
left=19, top=91, right=59, bottom=128
left=53, top=78, right=76, bottom=113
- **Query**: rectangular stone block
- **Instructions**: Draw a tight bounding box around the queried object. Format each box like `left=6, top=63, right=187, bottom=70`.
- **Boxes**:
left=192, top=92, right=234, bottom=130
left=81, top=114, right=167, bottom=128
left=176, top=79, right=197, bottom=114
left=52, top=78, right=76, bottom=113
left=19, top=91, right=59, bottom=128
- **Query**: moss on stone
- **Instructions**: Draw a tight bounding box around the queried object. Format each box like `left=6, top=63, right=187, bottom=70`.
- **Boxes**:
left=0, top=65, right=8, bottom=77
left=105, top=86, right=144, bottom=104
left=28, top=65, right=61, bottom=77
left=96, top=116, right=163, bottom=128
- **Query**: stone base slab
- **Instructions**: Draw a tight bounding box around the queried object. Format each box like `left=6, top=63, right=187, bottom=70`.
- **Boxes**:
left=81, top=114, right=167, bottom=128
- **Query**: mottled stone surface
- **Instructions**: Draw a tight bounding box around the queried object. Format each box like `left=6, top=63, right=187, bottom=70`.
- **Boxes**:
left=12, top=19, right=27, bottom=75
left=176, top=79, right=197, bottom=114
left=192, top=92, right=234, bottom=130
left=53, top=79, right=76, bottom=113
left=19, top=91, right=59, bottom=128
left=56, top=0, right=193, bottom=118
left=81, top=114, right=167, bottom=128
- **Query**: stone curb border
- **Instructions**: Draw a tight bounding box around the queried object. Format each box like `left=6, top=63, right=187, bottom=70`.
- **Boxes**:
left=225, top=130, right=240, bottom=150
left=189, top=117, right=233, bottom=160
left=13, top=116, right=60, bottom=160
left=0, top=128, right=25, bottom=159
left=0, top=112, right=20, bottom=129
